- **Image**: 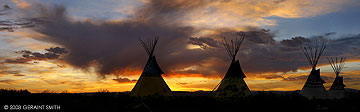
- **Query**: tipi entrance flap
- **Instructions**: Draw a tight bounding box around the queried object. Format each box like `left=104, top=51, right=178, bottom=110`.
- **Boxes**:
left=224, top=60, right=246, bottom=78
left=142, top=56, right=164, bottom=76
left=305, top=69, right=325, bottom=84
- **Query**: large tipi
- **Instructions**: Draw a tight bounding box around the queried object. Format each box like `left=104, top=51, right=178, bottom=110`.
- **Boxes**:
left=300, top=42, right=328, bottom=99
left=130, top=36, right=173, bottom=96
left=327, top=57, right=346, bottom=99
left=212, top=33, right=251, bottom=97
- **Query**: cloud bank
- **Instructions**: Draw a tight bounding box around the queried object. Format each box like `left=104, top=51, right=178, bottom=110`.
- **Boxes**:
left=1, top=0, right=359, bottom=79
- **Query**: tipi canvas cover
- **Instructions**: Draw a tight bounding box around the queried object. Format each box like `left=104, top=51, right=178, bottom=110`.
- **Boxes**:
left=328, top=57, right=346, bottom=99
left=300, top=42, right=329, bottom=99
left=130, top=36, right=173, bottom=96
left=213, top=33, right=251, bottom=97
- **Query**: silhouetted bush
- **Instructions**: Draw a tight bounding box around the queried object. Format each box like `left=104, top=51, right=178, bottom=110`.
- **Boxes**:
left=0, top=88, right=31, bottom=96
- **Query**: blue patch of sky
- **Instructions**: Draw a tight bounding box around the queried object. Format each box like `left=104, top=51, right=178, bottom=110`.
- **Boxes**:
left=263, top=5, right=360, bottom=41
left=30, top=0, right=143, bottom=20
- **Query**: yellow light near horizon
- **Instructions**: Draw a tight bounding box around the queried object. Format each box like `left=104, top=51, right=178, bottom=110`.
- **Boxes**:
left=186, top=44, right=202, bottom=50
left=2, top=59, right=360, bottom=93
left=164, top=76, right=220, bottom=92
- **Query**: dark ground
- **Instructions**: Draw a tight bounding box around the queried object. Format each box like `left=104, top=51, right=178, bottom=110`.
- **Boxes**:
left=1, top=89, right=360, bottom=112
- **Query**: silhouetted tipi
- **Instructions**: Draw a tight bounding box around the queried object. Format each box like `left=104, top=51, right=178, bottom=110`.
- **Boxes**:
left=328, top=57, right=346, bottom=99
left=130, top=36, right=173, bottom=96
left=300, top=42, right=328, bottom=99
left=213, top=33, right=251, bottom=97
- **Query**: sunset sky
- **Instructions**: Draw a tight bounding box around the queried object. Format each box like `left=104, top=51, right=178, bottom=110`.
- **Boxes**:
left=0, top=0, right=360, bottom=93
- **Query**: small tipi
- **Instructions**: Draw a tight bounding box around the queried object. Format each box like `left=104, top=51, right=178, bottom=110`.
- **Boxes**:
left=327, top=57, right=346, bottom=99
left=300, top=42, right=328, bottom=99
left=130, top=36, right=173, bottom=96
left=213, top=33, right=251, bottom=97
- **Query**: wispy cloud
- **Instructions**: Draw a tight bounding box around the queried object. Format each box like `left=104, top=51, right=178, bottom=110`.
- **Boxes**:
left=112, top=77, right=137, bottom=84
left=1, top=47, right=67, bottom=64
left=0, top=79, right=23, bottom=84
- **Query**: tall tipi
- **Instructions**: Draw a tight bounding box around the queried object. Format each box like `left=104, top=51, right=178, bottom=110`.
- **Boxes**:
left=130, top=36, right=173, bottom=96
left=300, top=42, right=328, bottom=99
left=213, top=33, right=251, bottom=97
left=327, top=57, right=346, bottom=99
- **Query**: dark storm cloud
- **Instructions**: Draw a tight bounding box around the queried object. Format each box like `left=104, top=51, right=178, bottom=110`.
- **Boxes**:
left=324, top=32, right=336, bottom=36
left=2, top=58, right=30, bottom=64
left=189, top=29, right=360, bottom=75
left=45, top=47, right=68, bottom=54
left=189, top=37, right=221, bottom=49
left=243, top=28, right=276, bottom=44
left=32, top=4, right=360, bottom=77
left=280, top=36, right=311, bottom=47
left=0, top=5, right=11, bottom=15
left=240, top=32, right=360, bottom=74
left=141, top=0, right=207, bottom=13
left=28, top=4, right=199, bottom=77
left=237, top=32, right=307, bottom=73
left=182, top=28, right=308, bottom=74
left=136, top=0, right=210, bottom=22
left=325, top=34, right=360, bottom=58
left=112, top=77, right=137, bottom=83
left=17, top=1, right=360, bottom=79
left=0, top=5, right=36, bottom=32
left=1, top=47, right=67, bottom=64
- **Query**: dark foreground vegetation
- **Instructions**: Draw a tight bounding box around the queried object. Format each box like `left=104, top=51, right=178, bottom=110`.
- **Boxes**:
left=1, top=89, right=360, bottom=112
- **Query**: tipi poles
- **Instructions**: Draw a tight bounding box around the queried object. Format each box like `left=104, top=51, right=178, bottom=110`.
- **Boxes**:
left=327, top=57, right=346, bottom=76
left=221, top=33, right=245, bottom=61
left=313, top=42, right=326, bottom=69
left=301, top=41, right=326, bottom=70
left=209, top=77, right=225, bottom=96
left=139, top=36, right=159, bottom=56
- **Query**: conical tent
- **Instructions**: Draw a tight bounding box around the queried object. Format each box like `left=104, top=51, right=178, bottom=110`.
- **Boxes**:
left=328, top=57, right=346, bottom=99
left=300, top=42, right=328, bottom=99
left=213, top=33, right=251, bottom=97
left=130, top=36, right=173, bottom=96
